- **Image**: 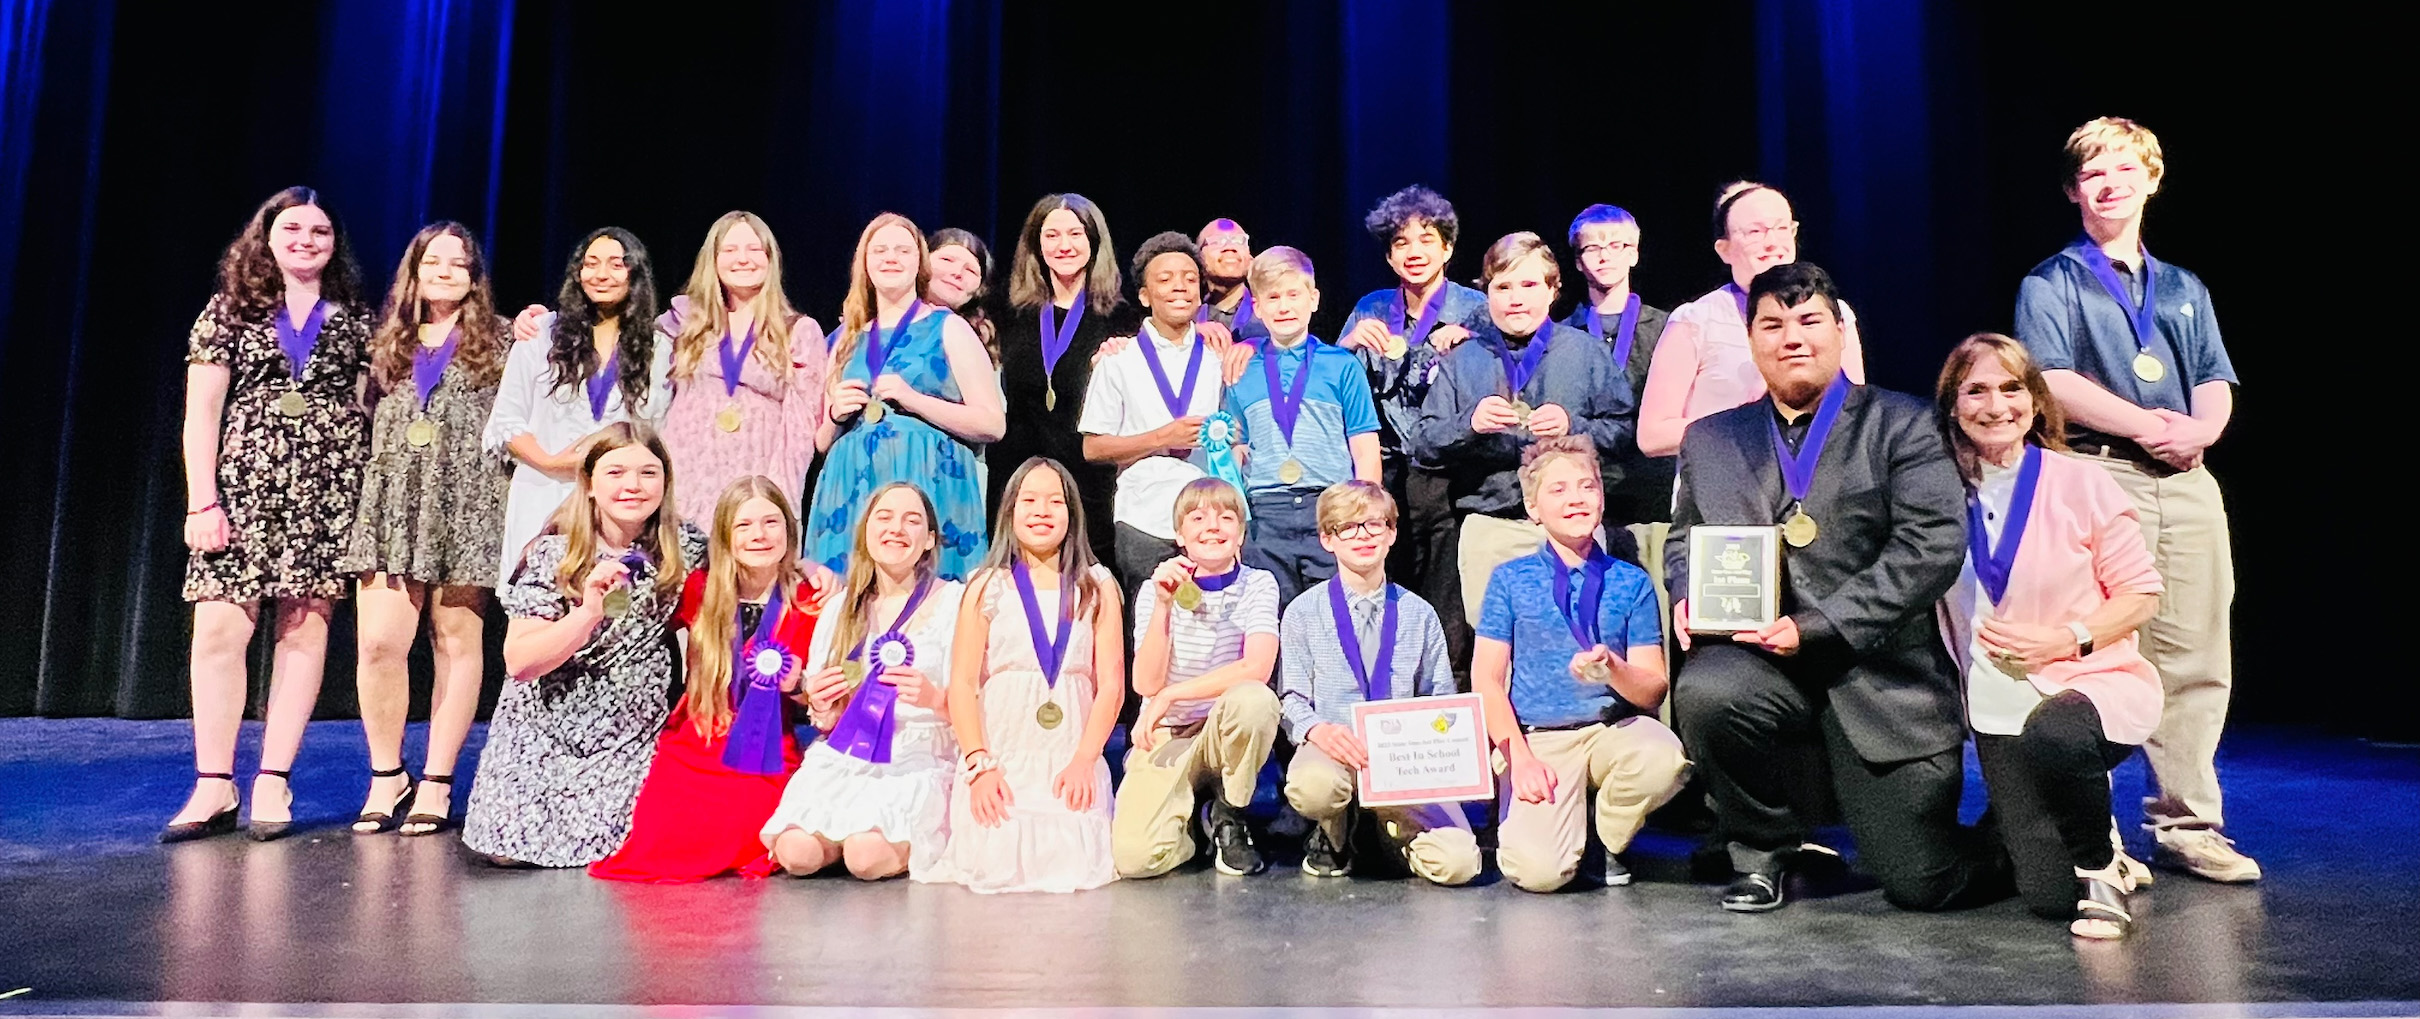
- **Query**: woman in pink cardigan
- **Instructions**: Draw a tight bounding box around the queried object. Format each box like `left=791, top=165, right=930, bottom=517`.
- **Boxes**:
left=1934, top=333, right=2163, bottom=942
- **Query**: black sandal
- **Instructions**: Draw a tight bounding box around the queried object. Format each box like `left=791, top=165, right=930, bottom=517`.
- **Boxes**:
left=246, top=768, right=296, bottom=843
left=399, top=775, right=454, bottom=837
left=159, top=772, right=240, bottom=843
left=2071, top=875, right=2132, bottom=940
left=352, top=766, right=415, bottom=834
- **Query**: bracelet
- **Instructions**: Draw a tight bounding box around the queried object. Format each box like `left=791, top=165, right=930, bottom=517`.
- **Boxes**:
left=186, top=502, right=221, bottom=516
left=959, top=749, right=999, bottom=781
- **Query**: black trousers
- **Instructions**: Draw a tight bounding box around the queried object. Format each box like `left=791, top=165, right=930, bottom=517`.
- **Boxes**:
left=1393, top=463, right=1468, bottom=689
left=1673, top=643, right=2011, bottom=911
left=1111, top=522, right=1179, bottom=616
left=1974, top=690, right=2135, bottom=919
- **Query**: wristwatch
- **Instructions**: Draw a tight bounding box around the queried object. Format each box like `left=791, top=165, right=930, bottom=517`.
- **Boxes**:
left=2066, top=621, right=2095, bottom=658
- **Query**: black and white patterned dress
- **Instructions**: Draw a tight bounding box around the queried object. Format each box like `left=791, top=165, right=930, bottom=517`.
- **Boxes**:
left=183, top=295, right=371, bottom=602
left=461, top=527, right=703, bottom=867
left=338, top=324, right=514, bottom=587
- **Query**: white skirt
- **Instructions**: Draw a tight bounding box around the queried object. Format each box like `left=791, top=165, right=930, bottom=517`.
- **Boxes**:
left=915, top=668, right=1115, bottom=894
left=762, top=721, right=955, bottom=876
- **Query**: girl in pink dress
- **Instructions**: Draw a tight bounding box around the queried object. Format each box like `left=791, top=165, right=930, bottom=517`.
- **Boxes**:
left=656, top=211, right=826, bottom=522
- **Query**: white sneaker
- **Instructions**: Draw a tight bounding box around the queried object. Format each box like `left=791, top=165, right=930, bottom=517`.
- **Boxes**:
left=2152, top=827, right=2261, bottom=883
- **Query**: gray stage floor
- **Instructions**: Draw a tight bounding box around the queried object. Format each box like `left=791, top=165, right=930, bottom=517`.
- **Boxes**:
left=2, top=719, right=2416, bottom=1016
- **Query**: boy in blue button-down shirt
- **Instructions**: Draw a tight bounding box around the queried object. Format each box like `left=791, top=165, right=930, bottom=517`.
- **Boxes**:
left=1473, top=436, right=1687, bottom=893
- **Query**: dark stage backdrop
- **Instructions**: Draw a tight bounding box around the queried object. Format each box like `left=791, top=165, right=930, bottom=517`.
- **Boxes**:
left=0, top=4, right=2362, bottom=730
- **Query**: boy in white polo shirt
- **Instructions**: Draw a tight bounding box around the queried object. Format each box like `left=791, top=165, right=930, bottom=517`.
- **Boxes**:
left=1112, top=478, right=1283, bottom=877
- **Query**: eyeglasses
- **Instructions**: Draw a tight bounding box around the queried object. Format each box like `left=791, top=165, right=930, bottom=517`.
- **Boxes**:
left=1327, top=519, right=1394, bottom=540
left=1577, top=242, right=1636, bottom=260
left=1729, top=221, right=1795, bottom=244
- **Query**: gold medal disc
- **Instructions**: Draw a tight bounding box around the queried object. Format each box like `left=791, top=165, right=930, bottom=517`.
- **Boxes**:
left=1172, top=578, right=1204, bottom=612
left=1509, top=400, right=1534, bottom=425
left=1035, top=700, right=1064, bottom=729
left=405, top=417, right=437, bottom=447
left=1781, top=511, right=1819, bottom=548
left=840, top=661, right=868, bottom=687
left=1045, top=386, right=1057, bottom=412
left=1277, top=458, right=1305, bottom=485
left=715, top=402, right=742, bottom=432
left=602, top=587, right=633, bottom=618
left=864, top=400, right=885, bottom=424
left=276, top=391, right=307, bottom=417
left=1382, top=334, right=1409, bottom=360
left=2131, top=352, right=2165, bottom=383
left=1578, top=659, right=1615, bottom=685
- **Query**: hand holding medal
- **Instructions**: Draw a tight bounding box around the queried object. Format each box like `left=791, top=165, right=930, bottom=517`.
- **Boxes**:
left=1568, top=645, right=1618, bottom=686
left=599, top=547, right=650, bottom=619
left=1153, top=557, right=1202, bottom=612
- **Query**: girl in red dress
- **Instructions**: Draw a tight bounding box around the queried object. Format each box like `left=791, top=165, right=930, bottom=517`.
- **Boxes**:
left=590, top=475, right=819, bottom=882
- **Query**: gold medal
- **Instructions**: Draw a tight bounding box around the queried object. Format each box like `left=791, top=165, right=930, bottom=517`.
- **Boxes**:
left=1382, top=334, right=1408, bottom=360
left=2131, top=352, right=2165, bottom=383
left=1781, top=510, right=1819, bottom=548
left=1172, top=578, right=1203, bottom=612
left=1035, top=700, right=1064, bottom=729
left=1277, top=458, right=1304, bottom=485
left=1578, top=659, right=1614, bottom=685
left=1045, top=385, right=1057, bottom=412
left=840, top=661, right=867, bottom=687
left=405, top=417, right=437, bottom=448
left=276, top=391, right=307, bottom=417
left=1509, top=400, right=1534, bottom=426
left=864, top=400, right=885, bottom=424
left=602, top=586, right=632, bottom=618
left=715, top=402, right=742, bottom=432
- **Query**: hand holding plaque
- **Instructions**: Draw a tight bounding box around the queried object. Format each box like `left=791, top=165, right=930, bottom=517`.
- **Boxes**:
left=1685, top=525, right=1781, bottom=634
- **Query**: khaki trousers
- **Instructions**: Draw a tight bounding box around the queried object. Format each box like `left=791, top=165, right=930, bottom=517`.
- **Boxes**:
left=1457, top=514, right=1548, bottom=629
left=1111, top=683, right=1281, bottom=878
left=1495, top=716, right=1690, bottom=892
left=1283, top=742, right=1481, bottom=886
left=2092, top=455, right=2235, bottom=830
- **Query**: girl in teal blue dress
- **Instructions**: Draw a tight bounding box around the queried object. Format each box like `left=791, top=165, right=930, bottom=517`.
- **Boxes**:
left=810, top=213, right=1004, bottom=578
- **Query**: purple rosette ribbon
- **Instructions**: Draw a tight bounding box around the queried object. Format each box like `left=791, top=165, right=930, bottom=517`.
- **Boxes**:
left=825, top=577, right=934, bottom=764
left=721, top=584, right=792, bottom=774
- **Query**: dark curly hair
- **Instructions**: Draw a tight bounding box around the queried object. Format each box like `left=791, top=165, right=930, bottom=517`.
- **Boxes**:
left=1362, top=185, right=1460, bottom=249
left=369, top=221, right=507, bottom=399
left=214, top=186, right=365, bottom=320
left=547, top=227, right=660, bottom=412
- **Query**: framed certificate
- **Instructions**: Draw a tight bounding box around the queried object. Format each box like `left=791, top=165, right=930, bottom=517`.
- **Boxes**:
left=1351, top=693, right=1493, bottom=807
left=1686, top=525, right=1781, bottom=634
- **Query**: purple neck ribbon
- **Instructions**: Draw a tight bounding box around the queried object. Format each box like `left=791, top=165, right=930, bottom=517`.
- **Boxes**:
left=720, top=583, right=792, bottom=774
left=1391, top=285, right=1445, bottom=351
left=1542, top=545, right=1613, bottom=651
left=1328, top=579, right=1400, bottom=702
left=1140, top=324, right=1208, bottom=420
left=866, top=300, right=923, bottom=382
left=825, top=576, right=935, bottom=764
left=1196, top=289, right=1254, bottom=329
left=275, top=300, right=330, bottom=382
left=1258, top=335, right=1320, bottom=446
left=1191, top=563, right=1242, bottom=593
left=1038, top=293, right=1088, bottom=386
left=2075, top=239, right=2160, bottom=356
left=412, top=327, right=461, bottom=410
left=585, top=348, right=622, bottom=421
left=619, top=545, right=652, bottom=581
left=1768, top=372, right=1851, bottom=504
left=1012, top=557, right=1077, bottom=691
left=717, top=324, right=758, bottom=398
left=1497, top=324, right=1552, bottom=396
left=1724, top=282, right=1749, bottom=323
left=1584, top=293, right=1644, bottom=367
left=1967, top=444, right=2044, bottom=607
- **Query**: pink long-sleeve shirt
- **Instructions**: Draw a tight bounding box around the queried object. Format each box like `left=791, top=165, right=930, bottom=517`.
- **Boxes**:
left=1636, top=284, right=1867, bottom=456
left=655, top=296, right=828, bottom=522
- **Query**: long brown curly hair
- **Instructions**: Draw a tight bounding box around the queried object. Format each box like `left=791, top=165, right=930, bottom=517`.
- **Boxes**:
left=214, top=186, right=365, bottom=320
left=368, top=222, right=507, bottom=399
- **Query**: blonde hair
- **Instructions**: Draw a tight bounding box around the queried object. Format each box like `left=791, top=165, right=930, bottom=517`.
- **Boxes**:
left=1479, top=231, right=1562, bottom=294
left=1315, top=479, right=1396, bottom=533
left=820, top=482, right=942, bottom=673
left=670, top=211, right=799, bottom=383
left=2063, top=117, right=2165, bottom=193
left=545, top=422, right=687, bottom=604
left=1246, top=245, right=1317, bottom=297
left=1171, top=477, right=1245, bottom=528
left=1518, top=435, right=1600, bottom=506
left=829, top=213, right=934, bottom=375
left=684, top=476, right=804, bottom=739
left=1933, top=333, right=2069, bottom=481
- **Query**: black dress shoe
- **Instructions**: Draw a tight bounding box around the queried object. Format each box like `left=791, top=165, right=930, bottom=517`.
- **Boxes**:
left=246, top=768, right=295, bottom=843
left=1720, top=871, right=1786, bottom=912
left=160, top=771, right=241, bottom=844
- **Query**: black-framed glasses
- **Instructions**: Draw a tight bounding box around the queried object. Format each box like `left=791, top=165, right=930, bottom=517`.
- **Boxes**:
left=1327, top=519, right=1395, bottom=540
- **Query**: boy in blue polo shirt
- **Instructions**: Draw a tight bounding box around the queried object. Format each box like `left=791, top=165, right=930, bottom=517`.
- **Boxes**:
left=1224, top=246, right=1382, bottom=607
left=1473, top=435, right=1687, bottom=892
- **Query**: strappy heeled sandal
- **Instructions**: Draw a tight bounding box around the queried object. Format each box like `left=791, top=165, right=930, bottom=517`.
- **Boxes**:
left=246, top=768, right=296, bottom=842
left=2070, top=874, right=2132, bottom=940
left=398, top=774, right=454, bottom=837
left=159, top=772, right=240, bottom=843
left=352, top=766, right=415, bottom=834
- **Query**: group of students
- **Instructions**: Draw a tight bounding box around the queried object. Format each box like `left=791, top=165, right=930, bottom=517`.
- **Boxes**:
left=159, top=115, right=2252, bottom=941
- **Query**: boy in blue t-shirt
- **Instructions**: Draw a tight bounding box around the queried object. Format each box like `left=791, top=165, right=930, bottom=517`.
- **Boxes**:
left=1222, top=245, right=1381, bottom=607
left=1473, top=435, right=1688, bottom=893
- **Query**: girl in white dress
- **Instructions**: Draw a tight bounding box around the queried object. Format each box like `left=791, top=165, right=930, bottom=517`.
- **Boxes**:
left=922, top=457, right=1124, bottom=893
left=762, top=481, right=965, bottom=880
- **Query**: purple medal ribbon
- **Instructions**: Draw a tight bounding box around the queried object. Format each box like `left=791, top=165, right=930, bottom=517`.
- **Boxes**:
left=825, top=576, right=935, bottom=764
left=2076, top=240, right=2161, bottom=361
left=1724, top=282, right=1749, bottom=323
left=1258, top=335, right=1320, bottom=447
left=866, top=300, right=923, bottom=381
left=585, top=349, right=622, bottom=420
left=1966, top=444, right=2044, bottom=606
left=1140, top=326, right=1208, bottom=419
left=1038, top=293, right=1088, bottom=390
left=1584, top=293, right=1644, bottom=367
left=1543, top=547, right=1613, bottom=651
left=1191, top=564, right=1242, bottom=593
left=1391, top=287, right=1444, bottom=351
left=720, top=583, right=793, bottom=774
left=717, top=324, right=758, bottom=398
left=1497, top=325, right=1552, bottom=395
left=1767, top=372, right=1850, bottom=505
left=1195, top=290, right=1254, bottom=329
left=1012, top=558, right=1077, bottom=691
left=412, top=327, right=461, bottom=410
left=274, top=300, right=330, bottom=382
left=1327, top=580, right=1400, bottom=702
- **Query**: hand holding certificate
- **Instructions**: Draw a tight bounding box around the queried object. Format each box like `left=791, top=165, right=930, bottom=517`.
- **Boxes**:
left=1350, top=693, right=1493, bottom=808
